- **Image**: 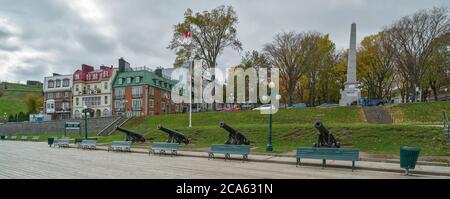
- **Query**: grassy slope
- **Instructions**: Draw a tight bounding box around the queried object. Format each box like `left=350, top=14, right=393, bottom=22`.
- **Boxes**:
left=0, top=83, right=42, bottom=115
left=117, top=107, right=448, bottom=156
left=388, top=101, right=450, bottom=124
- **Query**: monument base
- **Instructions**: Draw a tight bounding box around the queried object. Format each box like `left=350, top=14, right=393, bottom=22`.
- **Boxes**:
left=339, top=82, right=361, bottom=106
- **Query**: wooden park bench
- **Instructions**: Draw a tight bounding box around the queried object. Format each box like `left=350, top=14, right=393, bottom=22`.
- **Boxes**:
left=11, top=135, right=17, bottom=140
left=296, top=147, right=359, bottom=171
left=55, top=138, right=70, bottom=148
left=78, top=139, right=96, bottom=150
left=208, top=144, right=250, bottom=161
left=149, top=142, right=179, bottom=156
left=20, top=136, right=28, bottom=141
left=32, top=136, right=39, bottom=142
left=108, top=141, right=132, bottom=152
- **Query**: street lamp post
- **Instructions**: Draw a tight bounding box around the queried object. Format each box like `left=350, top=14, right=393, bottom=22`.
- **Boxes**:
left=264, top=82, right=280, bottom=152
left=83, top=105, right=88, bottom=139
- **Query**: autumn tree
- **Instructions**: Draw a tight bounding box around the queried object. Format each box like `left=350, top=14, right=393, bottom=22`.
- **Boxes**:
left=423, top=32, right=450, bottom=101
left=358, top=32, right=396, bottom=99
left=168, top=5, right=242, bottom=73
left=25, top=94, right=43, bottom=114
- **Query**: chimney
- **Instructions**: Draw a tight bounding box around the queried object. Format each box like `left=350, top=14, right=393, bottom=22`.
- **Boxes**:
left=155, top=68, right=163, bottom=77
left=119, top=57, right=132, bottom=72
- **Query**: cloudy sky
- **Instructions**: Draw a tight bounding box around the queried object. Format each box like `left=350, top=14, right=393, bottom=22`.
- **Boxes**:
left=0, top=0, right=448, bottom=83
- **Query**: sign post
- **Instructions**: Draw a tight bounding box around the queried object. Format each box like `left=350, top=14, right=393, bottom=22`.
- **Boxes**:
left=64, top=122, right=81, bottom=137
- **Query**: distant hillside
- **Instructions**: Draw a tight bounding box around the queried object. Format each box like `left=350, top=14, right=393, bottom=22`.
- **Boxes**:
left=0, top=83, right=42, bottom=116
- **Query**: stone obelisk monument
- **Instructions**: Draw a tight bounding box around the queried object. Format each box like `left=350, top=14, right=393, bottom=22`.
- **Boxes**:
left=339, top=23, right=361, bottom=106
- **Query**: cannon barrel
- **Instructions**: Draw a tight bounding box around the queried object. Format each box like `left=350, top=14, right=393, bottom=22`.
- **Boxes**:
left=116, top=126, right=145, bottom=143
left=314, top=121, right=329, bottom=135
left=219, top=121, right=250, bottom=145
left=313, top=120, right=340, bottom=148
left=157, top=125, right=189, bottom=144
left=220, top=122, right=237, bottom=134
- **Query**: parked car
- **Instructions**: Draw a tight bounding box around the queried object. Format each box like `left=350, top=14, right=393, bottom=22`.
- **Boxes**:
left=221, top=107, right=241, bottom=112
left=287, top=103, right=306, bottom=109
left=359, top=98, right=387, bottom=106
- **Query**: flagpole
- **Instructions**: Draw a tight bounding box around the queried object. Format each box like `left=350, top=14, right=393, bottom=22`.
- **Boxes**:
left=184, top=30, right=192, bottom=128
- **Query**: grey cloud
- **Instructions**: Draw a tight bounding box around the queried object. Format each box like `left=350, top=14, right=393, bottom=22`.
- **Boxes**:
left=0, top=0, right=448, bottom=83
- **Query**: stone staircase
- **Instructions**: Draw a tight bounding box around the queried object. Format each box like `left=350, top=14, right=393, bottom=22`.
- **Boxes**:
left=363, top=106, right=393, bottom=124
left=97, top=116, right=130, bottom=136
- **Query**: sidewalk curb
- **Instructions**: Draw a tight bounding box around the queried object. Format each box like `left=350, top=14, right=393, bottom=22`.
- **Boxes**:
left=74, top=144, right=450, bottom=177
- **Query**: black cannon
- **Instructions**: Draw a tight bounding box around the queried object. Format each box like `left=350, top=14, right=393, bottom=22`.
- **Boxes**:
left=313, top=120, right=340, bottom=148
left=157, top=125, right=189, bottom=144
left=116, top=126, right=146, bottom=143
left=219, top=122, right=250, bottom=145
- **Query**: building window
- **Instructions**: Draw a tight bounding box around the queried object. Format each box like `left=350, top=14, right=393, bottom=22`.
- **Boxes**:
left=126, top=77, right=132, bottom=84
left=132, top=86, right=142, bottom=98
left=132, top=99, right=142, bottom=111
left=74, top=74, right=80, bottom=80
left=56, top=80, right=61, bottom=87
left=114, top=88, right=125, bottom=98
left=55, top=92, right=61, bottom=98
left=136, top=76, right=141, bottom=83
left=64, top=92, right=69, bottom=97
left=82, top=96, right=101, bottom=106
left=74, top=110, right=80, bottom=118
left=63, top=79, right=69, bottom=87
left=76, top=97, right=79, bottom=106
left=75, top=85, right=79, bottom=92
left=103, top=71, right=109, bottom=78
left=104, top=82, right=108, bottom=90
left=62, top=102, right=70, bottom=110
left=104, top=96, right=108, bottom=105
left=149, top=87, right=154, bottom=96
left=47, top=93, right=54, bottom=99
left=118, top=78, right=123, bottom=84
left=161, top=101, right=165, bottom=111
left=48, top=80, right=54, bottom=88
left=149, top=99, right=154, bottom=108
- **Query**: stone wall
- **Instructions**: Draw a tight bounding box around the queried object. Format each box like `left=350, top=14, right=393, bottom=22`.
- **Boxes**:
left=0, top=116, right=120, bottom=135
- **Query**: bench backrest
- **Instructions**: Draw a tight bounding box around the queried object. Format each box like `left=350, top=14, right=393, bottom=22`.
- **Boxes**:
left=57, top=138, right=70, bottom=144
left=32, top=136, right=39, bottom=139
left=81, top=139, right=96, bottom=145
left=111, top=141, right=132, bottom=147
left=11, top=136, right=17, bottom=139
left=211, top=144, right=250, bottom=154
left=21, top=136, right=27, bottom=139
left=296, top=147, right=359, bottom=161
left=152, top=142, right=179, bottom=149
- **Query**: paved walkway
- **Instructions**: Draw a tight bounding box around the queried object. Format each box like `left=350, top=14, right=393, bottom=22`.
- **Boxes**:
left=0, top=141, right=448, bottom=179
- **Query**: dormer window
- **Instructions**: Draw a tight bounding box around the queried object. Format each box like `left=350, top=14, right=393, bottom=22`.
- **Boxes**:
left=127, top=77, right=132, bottom=84
left=118, top=78, right=123, bottom=84
left=74, top=74, right=80, bottom=80
left=136, top=76, right=141, bottom=83
left=103, top=71, right=109, bottom=78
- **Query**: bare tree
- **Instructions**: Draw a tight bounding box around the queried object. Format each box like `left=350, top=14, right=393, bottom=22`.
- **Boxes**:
left=384, top=7, right=449, bottom=100
left=264, top=32, right=309, bottom=105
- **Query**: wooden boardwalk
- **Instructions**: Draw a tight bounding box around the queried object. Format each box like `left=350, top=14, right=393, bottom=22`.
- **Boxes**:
left=0, top=141, right=443, bottom=179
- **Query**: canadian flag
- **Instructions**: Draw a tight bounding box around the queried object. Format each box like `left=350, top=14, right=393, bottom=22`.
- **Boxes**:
left=183, top=31, right=192, bottom=39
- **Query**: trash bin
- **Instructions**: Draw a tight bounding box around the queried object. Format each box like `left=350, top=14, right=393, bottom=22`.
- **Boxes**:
left=0, top=135, right=4, bottom=140
left=47, top=137, right=55, bottom=147
left=400, top=146, right=420, bottom=175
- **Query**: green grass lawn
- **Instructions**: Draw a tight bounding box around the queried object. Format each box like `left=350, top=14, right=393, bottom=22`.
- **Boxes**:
left=388, top=101, right=450, bottom=124
left=0, top=88, right=42, bottom=116
left=6, top=83, right=42, bottom=91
